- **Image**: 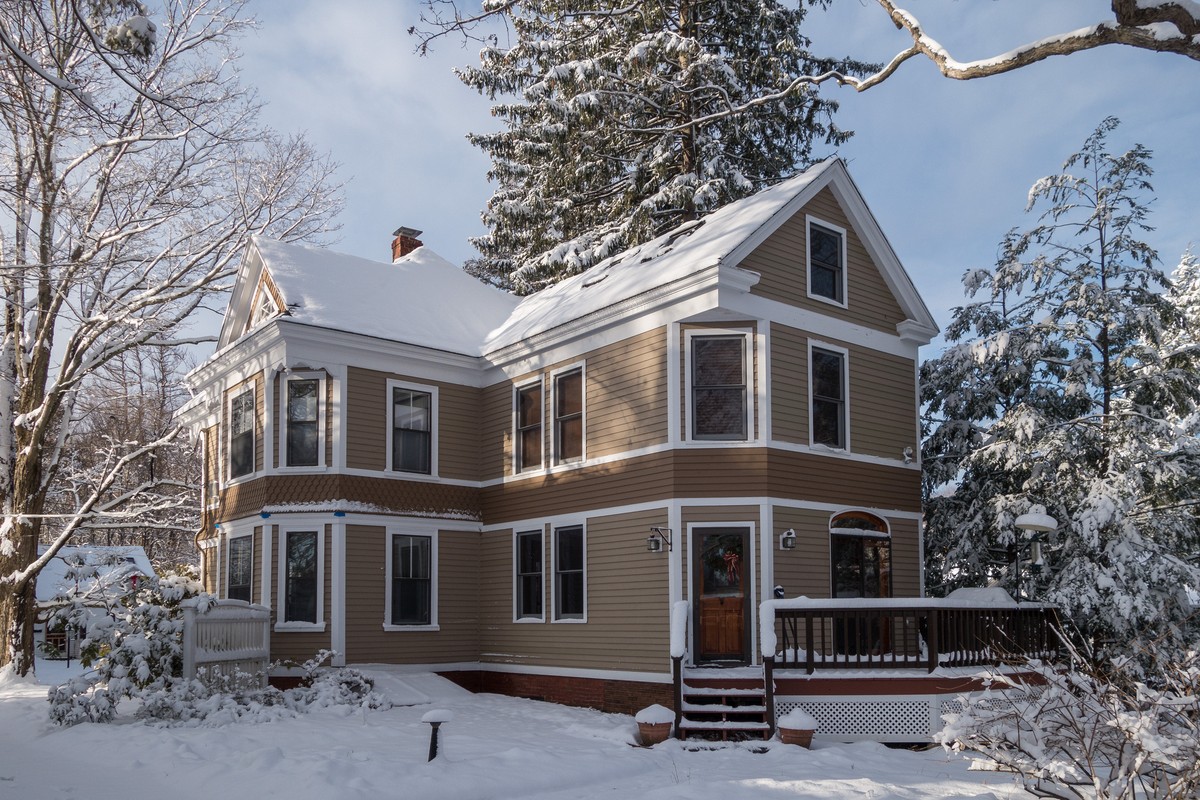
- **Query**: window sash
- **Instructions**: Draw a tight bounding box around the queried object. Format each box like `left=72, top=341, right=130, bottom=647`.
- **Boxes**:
left=392, top=388, right=432, bottom=474
left=284, top=531, right=318, bottom=623
left=516, top=531, right=543, bottom=618
left=227, top=536, right=252, bottom=602
left=554, top=370, right=583, bottom=464
left=516, top=384, right=542, bottom=471
left=391, top=535, right=431, bottom=625
left=831, top=533, right=891, bottom=599
left=691, top=336, right=747, bottom=440
left=809, top=224, right=843, bottom=302
left=554, top=526, right=584, bottom=620
left=229, top=390, right=255, bottom=478
left=811, top=348, right=845, bottom=448
left=286, top=379, right=320, bottom=467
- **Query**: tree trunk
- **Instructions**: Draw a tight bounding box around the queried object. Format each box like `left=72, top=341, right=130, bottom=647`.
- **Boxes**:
left=0, top=538, right=38, bottom=676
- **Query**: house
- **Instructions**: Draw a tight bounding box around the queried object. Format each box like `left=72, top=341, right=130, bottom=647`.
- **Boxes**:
left=35, top=545, right=155, bottom=659
left=183, top=158, right=1049, bottom=741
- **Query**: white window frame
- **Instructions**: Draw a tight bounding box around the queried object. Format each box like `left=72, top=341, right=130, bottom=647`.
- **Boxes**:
left=225, top=530, right=254, bottom=603
left=808, top=340, right=850, bottom=451
left=513, top=378, right=545, bottom=473
left=275, top=526, right=325, bottom=631
left=385, top=379, right=439, bottom=477
left=227, top=386, right=256, bottom=483
left=383, top=527, right=439, bottom=631
left=551, top=523, right=587, bottom=623
left=550, top=363, right=586, bottom=466
left=279, top=371, right=326, bottom=470
left=806, top=215, right=848, bottom=308
left=513, top=529, right=545, bottom=622
left=685, top=328, right=754, bottom=444
left=247, top=282, right=281, bottom=332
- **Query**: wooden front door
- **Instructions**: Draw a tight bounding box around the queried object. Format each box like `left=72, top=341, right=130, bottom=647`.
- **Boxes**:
left=693, top=528, right=751, bottom=664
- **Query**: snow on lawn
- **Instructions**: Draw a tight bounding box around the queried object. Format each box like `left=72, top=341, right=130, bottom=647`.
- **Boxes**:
left=1, top=661, right=1030, bottom=800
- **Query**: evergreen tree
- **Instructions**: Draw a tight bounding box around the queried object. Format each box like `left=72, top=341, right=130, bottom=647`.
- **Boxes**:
left=921, top=118, right=1200, bottom=649
left=457, top=0, right=869, bottom=292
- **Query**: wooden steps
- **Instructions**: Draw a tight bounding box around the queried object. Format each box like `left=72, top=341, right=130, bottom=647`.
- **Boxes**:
left=677, top=669, right=771, bottom=741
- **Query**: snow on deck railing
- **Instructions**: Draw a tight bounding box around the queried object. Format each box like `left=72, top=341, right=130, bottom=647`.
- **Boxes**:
left=182, top=598, right=271, bottom=689
left=670, top=600, right=689, bottom=659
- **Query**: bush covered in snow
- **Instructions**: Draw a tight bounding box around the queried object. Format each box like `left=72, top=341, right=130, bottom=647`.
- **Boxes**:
left=45, top=569, right=389, bottom=726
left=938, top=647, right=1200, bottom=799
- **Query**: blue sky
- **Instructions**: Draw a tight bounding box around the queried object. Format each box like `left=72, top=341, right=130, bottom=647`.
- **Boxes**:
left=239, top=0, right=1198, bottom=340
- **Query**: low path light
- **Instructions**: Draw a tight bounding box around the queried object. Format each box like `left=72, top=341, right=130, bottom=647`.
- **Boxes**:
left=421, top=708, right=454, bottom=761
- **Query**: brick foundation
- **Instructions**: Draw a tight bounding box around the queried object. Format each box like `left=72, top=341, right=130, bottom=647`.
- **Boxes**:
left=438, top=669, right=672, bottom=716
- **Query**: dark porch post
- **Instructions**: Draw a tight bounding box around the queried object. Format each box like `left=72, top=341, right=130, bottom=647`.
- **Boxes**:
left=763, top=655, right=776, bottom=737
left=672, top=654, right=684, bottom=739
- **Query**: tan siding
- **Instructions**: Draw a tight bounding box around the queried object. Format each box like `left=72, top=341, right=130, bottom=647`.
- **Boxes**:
left=746, top=187, right=906, bottom=334
left=217, top=474, right=480, bottom=523
left=585, top=327, right=669, bottom=458
left=770, top=323, right=808, bottom=444
left=479, top=509, right=671, bottom=673
left=343, top=525, right=480, bottom=664
left=889, top=518, right=921, bottom=598
left=269, top=525, right=333, bottom=662
left=252, top=526, right=262, bottom=603
left=345, top=367, right=481, bottom=481
left=201, top=544, right=218, bottom=593
left=480, top=382, right=512, bottom=480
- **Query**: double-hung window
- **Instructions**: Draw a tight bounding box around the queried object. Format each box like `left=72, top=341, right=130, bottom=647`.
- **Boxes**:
left=229, top=388, right=255, bottom=479
left=285, top=378, right=321, bottom=467
left=389, top=384, right=434, bottom=474
left=390, top=534, right=432, bottom=626
left=515, top=530, right=543, bottom=620
left=554, top=525, right=585, bottom=621
left=691, top=335, right=748, bottom=441
left=282, top=530, right=319, bottom=624
left=553, top=368, right=583, bottom=464
left=227, top=535, right=253, bottom=602
left=516, top=382, right=543, bottom=472
left=811, top=346, right=847, bottom=449
left=807, top=218, right=846, bottom=305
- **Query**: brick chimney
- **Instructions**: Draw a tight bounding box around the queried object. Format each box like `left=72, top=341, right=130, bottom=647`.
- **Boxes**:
left=391, top=226, right=424, bottom=262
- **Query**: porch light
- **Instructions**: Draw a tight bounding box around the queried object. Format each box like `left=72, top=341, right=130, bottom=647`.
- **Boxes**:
left=647, top=527, right=672, bottom=553
left=1013, top=508, right=1057, bottom=601
left=779, top=529, right=797, bottom=551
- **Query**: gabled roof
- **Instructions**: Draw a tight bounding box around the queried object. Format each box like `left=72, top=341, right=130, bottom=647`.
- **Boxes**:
left=218, top=238, right=520, bottom=357
left=35, top=545, right=154, bottom=605
left=215, top=158, right=936, bottom=362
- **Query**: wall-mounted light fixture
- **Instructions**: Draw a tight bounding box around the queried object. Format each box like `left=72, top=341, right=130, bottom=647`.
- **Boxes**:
left=779, top=528, right=797, bottom=551
left=647, top=527, right=673, bottom=553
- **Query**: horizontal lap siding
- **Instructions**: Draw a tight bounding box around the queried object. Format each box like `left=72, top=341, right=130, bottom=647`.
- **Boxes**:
left=746, top=187, right=906, bottom=334
left=766, top=450, right=921, bottom=513
left=345, top=366, right=480, bottom=480
left=586, top=327, right=669, bottom=459
left=479, top=509, right=671, bottom=673
left=343, top=525, right=480, bottom=664
left=480, top=382, right=513, bottom=480
left=270, top=524, right=332, bottom=663
left=889, top=518, right=921, bottom=597
left=771, top=324, right=809, bottom=444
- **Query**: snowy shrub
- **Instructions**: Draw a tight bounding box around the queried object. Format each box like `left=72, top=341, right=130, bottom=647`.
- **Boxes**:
left=938, top=647, right=1200, bottom=799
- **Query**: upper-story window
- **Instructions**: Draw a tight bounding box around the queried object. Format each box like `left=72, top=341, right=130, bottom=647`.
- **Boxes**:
left=807, top=217, right=846, bottom=306
left=516, top=381, right=543, bottom=472
left=284, top=377, right=321, bottom=467
left=553, top=368, right=583, bottom=465
left=389, top=382, right=435, bottom=475
left=690, top=334, right=748, bottom=441
left=811, top=346, right=847, bottom=449
left=229, top=387, right=255, bottom=479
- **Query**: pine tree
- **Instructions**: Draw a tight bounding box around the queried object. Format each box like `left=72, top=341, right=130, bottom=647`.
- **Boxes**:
left=457, top=0, right=869, bottom=292
left=921, top=118, right=1200, bottom=649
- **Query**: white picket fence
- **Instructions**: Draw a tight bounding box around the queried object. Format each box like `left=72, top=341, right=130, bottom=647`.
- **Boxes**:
left=181, top=598, right=271, bottom=689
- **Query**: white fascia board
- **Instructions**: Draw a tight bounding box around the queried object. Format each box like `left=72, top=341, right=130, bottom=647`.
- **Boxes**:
left=216, top=239, right=267, bottom=350
left=181, top=324, right=287, bottom=428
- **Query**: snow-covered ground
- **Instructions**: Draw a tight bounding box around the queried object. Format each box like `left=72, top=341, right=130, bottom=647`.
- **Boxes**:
left=1, top=659, right=1031, bottom=800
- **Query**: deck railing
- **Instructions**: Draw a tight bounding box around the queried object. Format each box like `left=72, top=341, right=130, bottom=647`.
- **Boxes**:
left=760, top=597, right=1062, bottom=674
left=181, top=598, right=271, bottom=689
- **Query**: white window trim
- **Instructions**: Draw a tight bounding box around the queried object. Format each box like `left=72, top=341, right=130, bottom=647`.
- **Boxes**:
left=550, top=362, right=586, bottom=467
left=226, top=385, right=256, bottom=485
left=225, top=529, right=254, bottom=602
left=513, top=528, right=546, bottom=623
left=808, top=340, right=851, bottom=452
left=275, top=525, right=325, bottom=632
left=513, top=377, right=546, bottom=474
left=385, top=379, right=439, bottom=478
left=383, top=526, right=439, bottom=632
left=278, top=371, right=327, bottom=471
left=684, top=328, right=754, bottom=445
left=551, top=522, right=587, bottom=623
left=805, top=215, right=848, bottom=309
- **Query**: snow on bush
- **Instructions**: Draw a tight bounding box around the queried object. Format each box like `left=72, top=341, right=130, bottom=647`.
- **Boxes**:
left=45, top=569, right=388, bottom=726
left=938, top=647, right=1200, bottom=799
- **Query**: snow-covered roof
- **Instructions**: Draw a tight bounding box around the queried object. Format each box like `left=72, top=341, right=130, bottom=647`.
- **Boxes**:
left=35, top=545, right=154, bottom=605
left=247, top=238, right=520, bottom=357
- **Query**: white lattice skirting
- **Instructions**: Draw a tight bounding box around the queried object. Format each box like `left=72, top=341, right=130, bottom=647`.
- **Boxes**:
left=775, top=695, right=980, bottom=743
